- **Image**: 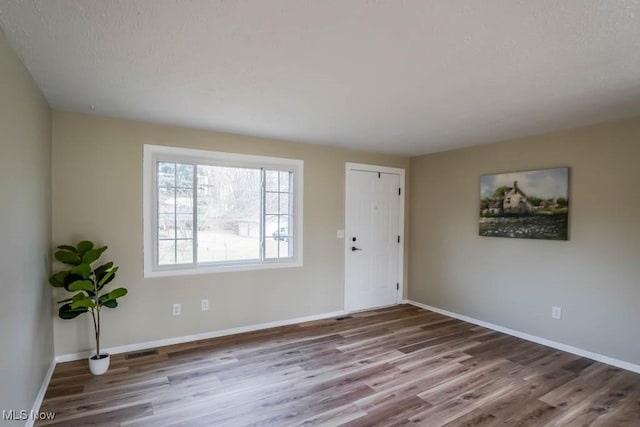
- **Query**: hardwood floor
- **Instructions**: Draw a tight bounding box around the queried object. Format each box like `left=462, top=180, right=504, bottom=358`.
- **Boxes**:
left=38, top=305, right=640, bottom=426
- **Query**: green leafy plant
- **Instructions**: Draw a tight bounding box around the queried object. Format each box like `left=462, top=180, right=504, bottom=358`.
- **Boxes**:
left=49, top=241, right=128, bottom=359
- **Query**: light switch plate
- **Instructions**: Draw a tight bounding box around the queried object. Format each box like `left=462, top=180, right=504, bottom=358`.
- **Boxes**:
left=337, top=230, right=345, bottom=239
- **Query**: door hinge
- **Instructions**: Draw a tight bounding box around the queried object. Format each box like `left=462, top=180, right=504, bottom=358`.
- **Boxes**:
left=396, top=283, right=399, bottom=291
left=398, top=187, right=401, bottom=195
left=397, top=235, right=401, bottom=243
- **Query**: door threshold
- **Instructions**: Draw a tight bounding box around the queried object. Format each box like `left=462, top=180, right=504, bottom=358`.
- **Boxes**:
left=345, top=303, right=400, bottom=314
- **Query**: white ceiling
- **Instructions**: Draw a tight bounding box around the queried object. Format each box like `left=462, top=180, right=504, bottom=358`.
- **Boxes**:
left=1, top=1, right=639, bottom=156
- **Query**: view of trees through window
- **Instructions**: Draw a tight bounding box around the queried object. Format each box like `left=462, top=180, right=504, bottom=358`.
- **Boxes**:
left=265, top=170, right=293, bottom=259
left=157, top=161, right=293, bottom=266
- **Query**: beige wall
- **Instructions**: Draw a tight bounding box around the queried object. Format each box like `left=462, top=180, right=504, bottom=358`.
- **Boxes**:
left=409, top=116, right=640, bottom=365
left=52, top=112, right=410, bottom=356
left=0, top=30, right=53, bottom=421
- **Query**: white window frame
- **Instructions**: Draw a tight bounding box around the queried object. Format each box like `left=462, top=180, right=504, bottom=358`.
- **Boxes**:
left=143, top=144, right=303, bottom=278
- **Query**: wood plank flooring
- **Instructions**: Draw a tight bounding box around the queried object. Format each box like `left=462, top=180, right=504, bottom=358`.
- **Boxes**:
left=37, top=305, right=640, bottom=426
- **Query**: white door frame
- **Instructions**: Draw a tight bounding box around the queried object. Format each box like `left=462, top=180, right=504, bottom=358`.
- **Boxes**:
left=344, top=162, right=405, bottom=312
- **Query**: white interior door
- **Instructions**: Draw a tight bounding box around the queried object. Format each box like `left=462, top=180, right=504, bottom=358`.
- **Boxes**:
left=345, top=164, right=404, bottom=312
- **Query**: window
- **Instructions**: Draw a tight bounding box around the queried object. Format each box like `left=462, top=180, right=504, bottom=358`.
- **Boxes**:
left=143, top=145, right=303, bottom=277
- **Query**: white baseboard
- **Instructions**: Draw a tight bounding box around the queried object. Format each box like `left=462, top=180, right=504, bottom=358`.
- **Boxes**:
left=25, top=359, right=57, bottom=427
left=55, top=309, right=347, bottom=363
left=404, top=299, right=640, bottom=374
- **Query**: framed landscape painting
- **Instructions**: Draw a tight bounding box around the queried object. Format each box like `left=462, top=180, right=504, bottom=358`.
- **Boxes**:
left=479, top=167, right=569, bottom=240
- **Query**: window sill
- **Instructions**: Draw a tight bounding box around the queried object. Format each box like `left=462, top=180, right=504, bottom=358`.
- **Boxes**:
left=143, top=259, right=303, bottom=278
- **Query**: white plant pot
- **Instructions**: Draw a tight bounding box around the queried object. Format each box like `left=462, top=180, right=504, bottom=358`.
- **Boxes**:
left=88, top=353, right=110, bottom=375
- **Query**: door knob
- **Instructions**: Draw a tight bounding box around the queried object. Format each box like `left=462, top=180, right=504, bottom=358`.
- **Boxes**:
left=351, top=246, right=362, bottom=251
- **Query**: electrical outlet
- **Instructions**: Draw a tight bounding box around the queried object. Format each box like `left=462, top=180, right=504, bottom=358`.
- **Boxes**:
left=173, top=303, right=181, bottom=316
left=551, top=306, right=562, bottom=320
left=201, top=299, right=209, bottom=311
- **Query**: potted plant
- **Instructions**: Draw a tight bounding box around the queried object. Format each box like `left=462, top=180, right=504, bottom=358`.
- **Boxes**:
left=49, top=241, right=128, bottom=375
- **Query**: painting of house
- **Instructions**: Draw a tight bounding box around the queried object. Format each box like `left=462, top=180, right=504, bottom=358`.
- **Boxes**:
left=503, top=181, right=534, bottom=214
left=479, top=168, right=569, bottom=240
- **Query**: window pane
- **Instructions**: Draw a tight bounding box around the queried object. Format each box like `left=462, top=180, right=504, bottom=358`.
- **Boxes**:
left=197, top=165, right=261, bottom=262
left=279, top=171, right=290, bottom=192
left=279, top=239, right=290, bottom=258
left=265, top=237, right=278, bottom=259
left=158, top=162, right=175, bottom=188
left=264, top=213, right=281, bottom=258
left=265, top=192, right=278, bottom=215
left=266, top=214, right=291, bottom=259
left=157, top=161, right=195, bottom=266
left=176, top=239, right=193, bottom=264
left=158, top=213, right=175, bottom=239
left=266, top=214, right=278, bottom=240
left=265, top=170, right=278, bottom=192
left=279, top=214, right=291, bottom=234
left=158, top=187, right=175, bottom=213
left=279, top=193, right=289, bottom=215
left=175, top=188, right=193, bottom=213
left=176, top=163, right=194, bottom=187
left=158, top=240, right=176, bottom=265
left=176, top=215, right=193, bottom=238
left=283, top=214, right=292, bottom=258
